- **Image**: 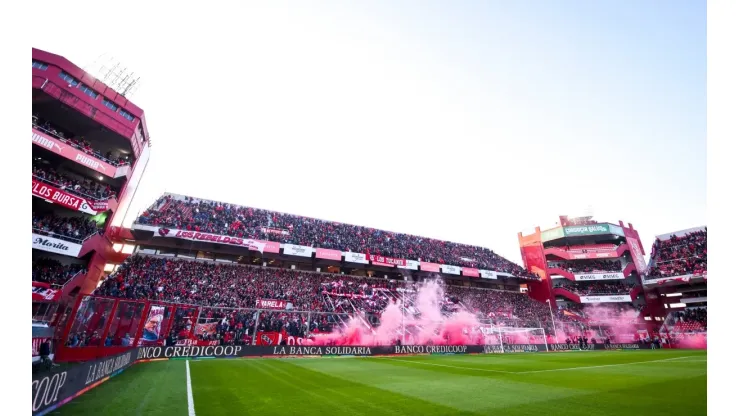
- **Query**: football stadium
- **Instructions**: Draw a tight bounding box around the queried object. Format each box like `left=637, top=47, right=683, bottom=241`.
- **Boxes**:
left=29, top=5, right=709, bottom=415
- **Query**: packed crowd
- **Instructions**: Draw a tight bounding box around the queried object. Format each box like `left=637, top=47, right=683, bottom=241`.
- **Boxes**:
left=33, top=116, right=130, bottom=167
left=553, top=281, right=632, bottom=296
left=137, top=195, right=537, bottom=278
left=673, top=308, right=707, bottom=326
left=32, top=258, right=86, bottom=286
left=548, top=259, right=623, bottom=273
left=93, top=256, right=554, bottom=340
left=32, top=212, right=101, bottom=242
left=645, top=229, right=707, bottom=278
left=33, top=163, right=117, bottom=200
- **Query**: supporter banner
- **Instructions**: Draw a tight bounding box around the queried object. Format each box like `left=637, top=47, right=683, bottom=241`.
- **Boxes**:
left=32, top=282, right=62, bottom=302
left=420, top=262, right=440, bottom=273
left=398, top=259, right=420, bottom=270
left=483, top=344, right=546, bottom=353
left=175, top=339, right=220, bottom=347
left=462, top=267, right=480, bottom=278
left=315, top=248, right=342, bottom=261
left=626, top=236, right=647, bottom=273
left=32, top=233, right=83, bottom=257
left=261, top=227, right=290, bottom=236
left=283, top=244, right=313, bottom=258
left=155, top=228, right=267, bottom=253
left=139, top=306, right=165, bottom=344
left=480, top=270, right=497, bottom=279
left=367, top=254, right=406, bottom=267
left=580, top=295, right=632, bottom=303
left=573, top=272, right=624, bottom=281
left=344, top=251, right=369, bottom=264
left=32, top=179, right=99, bottom=215
left=32, top=349, right=136, bottom=415
left=563, top=224, right=610, bottom=237
left=255, top=331, right=310, bottom=346
left=440, top=264, right=461, bottom=275
left=255, top=299, right=288, bottom=310
left=540, top=227, right=565, bottom=242
left=32, top=129, right=118, bottom=178
left=193, top=322, right=218, bottom=338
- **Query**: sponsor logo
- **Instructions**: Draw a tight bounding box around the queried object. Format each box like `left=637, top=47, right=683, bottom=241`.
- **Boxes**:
left=84, top=352, right=133, bottom=385
left=550, top=343, right=595, bottom=351
left=393, top=345, right=468, bottom=355
left=33, top=237, right=70, bottom=253
left=255, top=299, right=288, bottom=310
left=483, top=344, right=541, bottom=354
left=32, top=286, right=60, bottom=301
left=137, top=345, right=244, bottom=359
left=605, top=343, right=640, bottom=350
left=32, top=371, right=68, bottom=412
left=271, top=346, right=372, bottom=356
left=32, top=132, right=64, bottom=153
left=158, top=228, right=170, bottom=237
left=574, top=273, right=623, bottom=281
left=260, top=334, right=274, bottom=346
left=75, top=154, right=107, bottom=172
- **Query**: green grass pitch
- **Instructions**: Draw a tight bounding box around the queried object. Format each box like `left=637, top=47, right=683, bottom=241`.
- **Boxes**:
left=53, top=349, right=706, bottom=416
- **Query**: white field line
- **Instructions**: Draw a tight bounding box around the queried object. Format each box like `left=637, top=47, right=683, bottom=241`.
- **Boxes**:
left=186, top=360, right=196, bottom=416
left=515, top=356, right=695, bottom=374
left=375, top=355, right=699, bottom=375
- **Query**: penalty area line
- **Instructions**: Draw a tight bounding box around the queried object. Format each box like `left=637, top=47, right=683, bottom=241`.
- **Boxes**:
left=373, top=357, right=516, bottom=374
left=186, top=360, right=196, bottom=416
left=515, top=356, right=695, bottom=374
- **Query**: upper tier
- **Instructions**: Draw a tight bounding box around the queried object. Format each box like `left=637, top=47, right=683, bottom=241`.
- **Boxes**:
left=135, top=193, right=534, bottom=276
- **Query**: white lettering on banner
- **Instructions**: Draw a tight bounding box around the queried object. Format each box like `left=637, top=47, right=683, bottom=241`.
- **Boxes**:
left=31, top=371, right=68, bottom=412
left=158, top=229, right=266, bottom=252
left=255, top=299, right=288, bottom=310
left=393, top=345, right=468, bottom=354
left=398, top=260, right=420, bottom=270
left=137, top=346, right=244, bottom=359
left=75, top=154, right=107, bottom=172
left=270, top=346, right=373, bottom=356
left=344, top=252, right=369, bottom=264
left=84, top=352, right=133, bottom=386
left=32, top=132, right=63, bottom=152
left=580, top=295, right=632, bottom=304
left=32, top=180, right=97, bottom=214
left=440, top=265, right=461, bottom=275
left=283, top=244, right=313, bottom=257
left=480, top=270, right=497, bottom=279
left=573, top=273, right=624, bottom=281
left=32, top=233, right=83, bottom=257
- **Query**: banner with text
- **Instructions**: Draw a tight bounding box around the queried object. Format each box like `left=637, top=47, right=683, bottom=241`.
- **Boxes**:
left=440, top=264, right=461, bottom=275
left=579, top=295, right=632, bottom=303
left=315, top=248, right=342, bottom=261
left=32, top=179, right=101, bottom=215
left=569, top=251, right=619, bottom=260
left=462, top=267, right=480, bottom=278
left=540, top=227, right=565, bottom=242
left=344, top=251, right=369, bottom=264
left=573, top=272, right=625, bottom=281
left=398, top=259, right=420, bottom=270
left=420, top=262, right=440, bottom=273
left=32, top=282, right=62, bottom=302
left=480, top=270, right=497, bottom=279
left=32, top=233, right=83, bottom=257
left=283, top=244, right=313, bottom=257
left=367, top=254, right=406, bottom=267
left=154, top=228, right=273, bottom=253
left=32, top=129, right=118, bottom=179
left=626, top=236, right=647, bottom=274
left=255, top=299, right=289, bottom=310
left=563, top=224, right=610, bottom=237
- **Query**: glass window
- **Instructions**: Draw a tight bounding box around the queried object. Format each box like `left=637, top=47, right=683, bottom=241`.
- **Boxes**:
left=119, top=110, right=135, bottom=122
left=79, top=84, right=99, bottom=99
left=103, top=98, right=120, bottom=112
left=32, top=61, right=49, bottom=70
left=58, top=71, right=80, bottom=87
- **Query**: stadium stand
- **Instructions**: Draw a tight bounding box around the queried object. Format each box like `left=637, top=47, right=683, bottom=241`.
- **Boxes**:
left=32, top=258, right=86, bottom=286
left=32, top=211, right=101, bottom=242
left=33, top=163, right=117, bottom=200
left=33, top=116, right=131, bottom=167
left=548, top=259, right=623, bottom=273
left=553, top=281, right=633, bottom=296
left=645, top=228, right=707, bottom=278
left=136, top=195, right=537, bottom=277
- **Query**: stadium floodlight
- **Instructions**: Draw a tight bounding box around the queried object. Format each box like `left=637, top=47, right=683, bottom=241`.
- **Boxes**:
left=84, top=53, right=141, bottom=99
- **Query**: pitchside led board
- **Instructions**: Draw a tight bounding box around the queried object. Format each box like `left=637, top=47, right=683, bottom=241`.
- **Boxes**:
left=32, top=343, right=649, bottom=415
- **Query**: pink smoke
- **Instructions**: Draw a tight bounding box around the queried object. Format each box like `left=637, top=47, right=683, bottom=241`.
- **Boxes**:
left=306, top=280, right=487, bottom=346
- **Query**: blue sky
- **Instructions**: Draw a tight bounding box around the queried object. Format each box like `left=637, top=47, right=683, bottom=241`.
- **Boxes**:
left=30, top=0, right=706, bottom=264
